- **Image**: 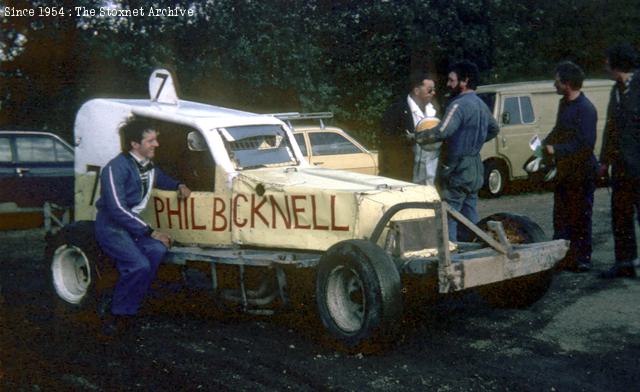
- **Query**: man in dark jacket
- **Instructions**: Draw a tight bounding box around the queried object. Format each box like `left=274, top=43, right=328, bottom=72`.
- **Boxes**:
left=598, top=43, right=640, bottom=278
left=95, top=116, right=191, bottom=334
left=416, top=61, right=499, bottom=241
left=543, top=61, right=598, bottom=272
left=380, top=71, right=437, bottom=182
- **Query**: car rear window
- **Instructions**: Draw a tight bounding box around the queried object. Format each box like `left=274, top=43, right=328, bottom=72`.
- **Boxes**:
left=0, top=137, right=11, bottom=162
left=309, top=132, right=360, bottom=156
left=54, top=140, right=74, bottom=162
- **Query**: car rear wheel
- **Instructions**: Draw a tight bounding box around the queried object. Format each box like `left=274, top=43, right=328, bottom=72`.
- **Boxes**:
left=46, top=221, right=115, bottom=316
left=475, top=213, right=552, bottom=308
left=316, top=240, right=402, bottom=351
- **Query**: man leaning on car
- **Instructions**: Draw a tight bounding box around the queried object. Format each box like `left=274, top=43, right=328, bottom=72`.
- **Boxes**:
left=94, top=116, right=191, bottom=337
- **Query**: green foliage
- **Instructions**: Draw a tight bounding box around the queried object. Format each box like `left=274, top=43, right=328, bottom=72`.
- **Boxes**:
left=1, top=0, right=640, bottom=147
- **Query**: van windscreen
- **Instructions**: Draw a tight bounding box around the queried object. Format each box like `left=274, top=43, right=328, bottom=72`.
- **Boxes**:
left=478, top=93, right=496, bottom=112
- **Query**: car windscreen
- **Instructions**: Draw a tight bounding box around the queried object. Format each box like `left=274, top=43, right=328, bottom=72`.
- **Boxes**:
left=219, top=125, right=298, bottom=170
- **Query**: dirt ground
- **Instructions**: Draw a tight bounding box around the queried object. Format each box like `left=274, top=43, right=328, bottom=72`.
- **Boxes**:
left=1, top=185, right=639, bottom=391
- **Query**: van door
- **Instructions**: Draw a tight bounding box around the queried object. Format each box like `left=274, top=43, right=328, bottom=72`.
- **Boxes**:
left=498, top=95, right=540, bottom=179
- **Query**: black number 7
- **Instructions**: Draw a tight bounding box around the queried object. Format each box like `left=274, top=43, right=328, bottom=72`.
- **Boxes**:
left=154, top=72, right=169, bottom=100
left=87, top=165, right=102, bottom=206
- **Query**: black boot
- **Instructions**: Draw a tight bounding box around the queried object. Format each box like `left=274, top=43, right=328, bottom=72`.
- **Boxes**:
left=600, top=262, right=637, bottom=279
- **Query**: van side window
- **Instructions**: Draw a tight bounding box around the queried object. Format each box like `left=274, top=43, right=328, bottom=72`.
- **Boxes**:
left=520, top=96, right=534, bottom=123
left=502, top=96, right=535, bottom=125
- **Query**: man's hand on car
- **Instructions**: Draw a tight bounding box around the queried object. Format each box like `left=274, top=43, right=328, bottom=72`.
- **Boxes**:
left=151, top=230, right=173, bottom=248
left=177, top=184, right=192, bottom=200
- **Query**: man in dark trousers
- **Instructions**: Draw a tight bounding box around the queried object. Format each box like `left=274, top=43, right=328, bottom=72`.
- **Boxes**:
left=380, top=71, right=437, bottom=182
left=95, top=116, right=191, bottom=335
left=598, top=43, right=640, bottom=279
left=415, top=60, right=499, bottom=241
left=543, top=61, right=598, bottom=272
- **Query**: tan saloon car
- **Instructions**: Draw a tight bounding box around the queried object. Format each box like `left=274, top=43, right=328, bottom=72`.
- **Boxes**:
left=273, top=112, right=379, bottom=176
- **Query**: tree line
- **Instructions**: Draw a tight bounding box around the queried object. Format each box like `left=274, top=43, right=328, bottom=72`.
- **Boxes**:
left=1, top=0, right=639, bottom=146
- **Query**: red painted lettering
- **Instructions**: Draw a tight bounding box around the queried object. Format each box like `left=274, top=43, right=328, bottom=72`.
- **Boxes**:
left=165, top=197, right=183, bottom=229
left=251, top=195, right=269, bottom=228
left=331, top=195, right=349, bottom=231
left=183, top=199, right=189, bottom=229
left=190, top=198, right=206, bottom=230
left=311, top=195, right=329, bottom=230
left=291, top=195, right=311, bottom=229
left=270, top=195, right=291, bottom=229
left=153, top=196, right=165, bottom=228
left=212, top=197, right=227, bottom=231
left=233, top=194, right=248, bottom=227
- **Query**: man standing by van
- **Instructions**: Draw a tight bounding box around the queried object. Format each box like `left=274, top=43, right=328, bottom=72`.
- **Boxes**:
left=599, top=43, right=640, bottom=279
left=95, top=116, right=191, bottom=335
left=543, top=61, right=597, bottom=272
left=415, top=61, right=499, bottom=241
left=380, top=71, right=438, bottom=183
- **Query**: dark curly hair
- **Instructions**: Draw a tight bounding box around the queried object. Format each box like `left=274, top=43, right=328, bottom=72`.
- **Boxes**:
left=120, top=116, right=159, bottom=152
left=449, top=60, right=480, bottom=90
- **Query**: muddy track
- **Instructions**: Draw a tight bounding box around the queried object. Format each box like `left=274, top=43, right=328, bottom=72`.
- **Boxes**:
left=1, top=187, right=639, bottom=391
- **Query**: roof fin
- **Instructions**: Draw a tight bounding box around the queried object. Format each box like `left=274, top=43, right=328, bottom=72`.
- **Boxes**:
left=148, top=68, right=178, bottom=105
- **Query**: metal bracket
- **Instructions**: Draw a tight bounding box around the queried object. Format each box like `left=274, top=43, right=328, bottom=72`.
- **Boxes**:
left=486, top=220, right=519, bottom=259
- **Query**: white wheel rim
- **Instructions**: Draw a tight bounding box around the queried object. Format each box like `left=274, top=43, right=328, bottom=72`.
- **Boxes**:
left=488, top=169, right=503, bottom=194
left=51, top=245, right=91, bottom=304
left=325, top=265, right=365, bottom=333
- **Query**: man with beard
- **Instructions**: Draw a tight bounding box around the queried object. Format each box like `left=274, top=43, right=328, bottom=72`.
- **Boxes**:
left=598, top=43, right=640, bottom=278
left=542, top=61, right=597, bottom=272
left=380, top=71, right=438, bottom=183
left=415, top=60, right=499, bottom=241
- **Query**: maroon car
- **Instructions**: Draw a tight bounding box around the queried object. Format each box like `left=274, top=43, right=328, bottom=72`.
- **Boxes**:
left=0, top=130, right=73, bottom=229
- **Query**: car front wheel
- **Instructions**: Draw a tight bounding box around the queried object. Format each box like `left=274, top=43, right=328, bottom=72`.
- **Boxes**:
left=316, top=239, right=402, bottom=351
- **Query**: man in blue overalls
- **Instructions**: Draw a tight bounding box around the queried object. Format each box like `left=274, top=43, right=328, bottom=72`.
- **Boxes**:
left=95, top=116, right=191, bottom=335
left=415, top=61, right=499, bottom=241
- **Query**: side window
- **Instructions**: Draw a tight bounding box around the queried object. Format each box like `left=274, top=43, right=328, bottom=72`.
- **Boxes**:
left=0, top=137, right=12, bottom=162
left=502, top=96, right=535, bottom=125
left=309, top=132, right=360, bottom=156
left=502, top=97, right=522, bottom=125
left=294, top=133, right=308, bottom=156
left=16, top=136, right=55, bottom=162
left=152, top=124, right=216, bottom=192
left=520, top=96, right=535, bottom=123
left=54, top=140, right=74, bottom=162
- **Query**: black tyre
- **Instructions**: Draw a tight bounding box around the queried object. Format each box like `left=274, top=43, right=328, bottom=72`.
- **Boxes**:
left=316, top=239, right=402, bottom=351
left=475, top=213, right=552, bottom=308
left=482, top=160, right=509, bottom=198
left=46, top=221, right=113, bottom=314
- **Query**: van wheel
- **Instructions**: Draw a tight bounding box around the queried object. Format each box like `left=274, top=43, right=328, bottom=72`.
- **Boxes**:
left=46, top=221, right=115, bottom=316
left=482, top=160, right=508, bottom=197
left=475, top=213, right=552, bottom=308
left=316, top=240, right=402, bottom=352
